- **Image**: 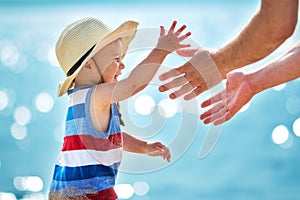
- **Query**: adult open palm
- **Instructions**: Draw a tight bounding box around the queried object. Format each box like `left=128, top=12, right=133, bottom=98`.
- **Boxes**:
left=200, top=72, right=255, bottom=125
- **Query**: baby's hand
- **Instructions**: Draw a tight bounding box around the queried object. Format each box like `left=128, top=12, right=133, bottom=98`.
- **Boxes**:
left=156, top=21, right=191, bottom=54
left=145, top=142, right=171, bottom=162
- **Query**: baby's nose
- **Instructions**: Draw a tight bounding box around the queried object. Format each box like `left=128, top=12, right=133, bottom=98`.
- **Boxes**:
left=119, top=62, right=125, bottom=69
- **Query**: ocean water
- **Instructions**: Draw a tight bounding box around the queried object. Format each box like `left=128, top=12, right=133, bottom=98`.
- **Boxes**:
left=1, top=1, right=300, bottom=199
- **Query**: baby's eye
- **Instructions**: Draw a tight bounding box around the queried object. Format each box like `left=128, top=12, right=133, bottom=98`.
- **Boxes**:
left=115, top=57, right=120, bottom=62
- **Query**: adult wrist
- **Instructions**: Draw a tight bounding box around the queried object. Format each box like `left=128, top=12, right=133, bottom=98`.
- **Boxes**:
left=190, top=48, right=224, bottom=88
left=244, top=72, right=260, bottom=95
left=209, top=49, right=227, bottom=79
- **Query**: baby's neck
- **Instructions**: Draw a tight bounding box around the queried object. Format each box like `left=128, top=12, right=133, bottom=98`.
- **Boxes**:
left=74, top=79, right=97, bottom=88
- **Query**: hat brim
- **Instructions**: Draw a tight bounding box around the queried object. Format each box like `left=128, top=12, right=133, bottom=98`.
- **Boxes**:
left=58, top=21, right=138, bottom=97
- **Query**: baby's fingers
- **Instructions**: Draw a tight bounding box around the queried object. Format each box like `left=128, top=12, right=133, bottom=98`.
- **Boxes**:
left=160, top=26, right=166, bottom=37
left=161, top=147, right=171, bottom=162
left=179, top=32, right=191, bottom=42
left=168, top=20, right=177, bottom=34
left=175, top=24, right=187, bottom=36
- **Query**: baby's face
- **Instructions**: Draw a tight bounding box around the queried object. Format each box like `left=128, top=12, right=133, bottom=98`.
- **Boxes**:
left=93, top=39, right=124, bottom=83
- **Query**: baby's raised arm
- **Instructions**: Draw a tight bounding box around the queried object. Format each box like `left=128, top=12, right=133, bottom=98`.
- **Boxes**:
left=96, top=21, right=191, bottom=104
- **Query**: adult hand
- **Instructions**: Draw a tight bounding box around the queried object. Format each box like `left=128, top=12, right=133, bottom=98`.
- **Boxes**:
left=200, top=72, right=255, bottom=125
left=159, top=49, right=223, bottom=100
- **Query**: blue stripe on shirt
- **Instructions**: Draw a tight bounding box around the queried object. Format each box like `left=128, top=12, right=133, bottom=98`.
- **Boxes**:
left=50, top=176, right=115, bottom=194
left=65, top=118, right=109, bottom=138
left=65, top=115, right=121, bottom=139
left=66, top=104, right=85, bottom=121
left=53, top=163, right=120, bottom=181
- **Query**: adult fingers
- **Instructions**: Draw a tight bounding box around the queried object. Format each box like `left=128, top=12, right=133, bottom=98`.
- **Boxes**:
left=169, top=82, right=195, bottom=99
left=183, top=86, right=206, bottom=100
left=213, top=112, right=232, bottom=125
left=159, top=75, right=187, bottom=92
left=200, top=102, right=225, bottom=120
left=203, top=106, right=227, bottom=124
left=222, top=103, right=241, bottom=122
left=205, top=102, right=240, bottom=125
left=201, top=91, right=225, bottom=108
left=159, top=65, right=186, bottom=82
left=213, top=116, right=227, bottom=126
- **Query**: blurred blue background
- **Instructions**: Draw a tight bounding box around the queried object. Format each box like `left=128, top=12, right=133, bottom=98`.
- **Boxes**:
left=1, top=0, right=300, bottom=199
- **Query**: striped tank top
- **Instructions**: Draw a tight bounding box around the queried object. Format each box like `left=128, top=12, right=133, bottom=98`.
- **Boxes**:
left=49, top=85, right=122, bottom=199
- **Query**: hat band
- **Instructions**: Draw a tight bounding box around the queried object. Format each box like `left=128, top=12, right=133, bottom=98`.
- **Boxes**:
left=67, top=45, right=96, bottom=76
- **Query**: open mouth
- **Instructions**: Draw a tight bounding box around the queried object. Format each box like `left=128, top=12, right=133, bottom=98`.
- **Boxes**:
left=114, top=72, right=122, bottom=80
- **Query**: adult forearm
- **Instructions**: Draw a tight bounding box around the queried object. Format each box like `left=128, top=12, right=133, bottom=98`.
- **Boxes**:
left=212, top=0, right=298, bottom=77
left=247, top=41, right=300, bottom=94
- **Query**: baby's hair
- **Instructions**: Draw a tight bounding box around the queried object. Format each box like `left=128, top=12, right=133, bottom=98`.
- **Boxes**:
left=114, top=38, right=124, bottom=126
left=116, top=102, right=125, bottom=126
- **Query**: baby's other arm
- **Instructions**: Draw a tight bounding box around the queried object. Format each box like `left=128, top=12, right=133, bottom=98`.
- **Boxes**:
left=123, top=132, right=171, bottom=162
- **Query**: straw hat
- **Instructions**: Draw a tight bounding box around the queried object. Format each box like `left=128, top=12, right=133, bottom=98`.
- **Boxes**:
left=56, top=17, right=138, bottom=96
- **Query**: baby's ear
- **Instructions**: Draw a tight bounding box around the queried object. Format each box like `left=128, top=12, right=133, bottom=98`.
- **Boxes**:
left=88, top=58, right=98, bottom=69
left=84, top=59, right=94, bottom=69
left=85, top=63, right=92, bottom=69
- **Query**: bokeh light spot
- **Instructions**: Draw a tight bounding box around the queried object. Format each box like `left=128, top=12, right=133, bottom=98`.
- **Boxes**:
left=273, top=83, right=286, bottom=91
left=158, top=98, right=178, bottom=118
left=36, top=42, right=51, bottom=62
left=280, top=134, right=293, bottom=149
left=238, top=102, right=250, bottom=113
left=48, top=47, right=60, bottom=67
left=14, top=106, right=32, bottom=125
left=286, top=96, right=300, bottom=115
left=13, top=176, right=43, bottom=192
left=0, top=192, right=16, bottom=200
left=1, top=44, right=19, bottom=67
left=272, top=125, right=289, bottom=145
left=13, top=176, right=26, bottom=191
left=35, top=92, right=54, bottom=113
left=10, top=123, right=27, bottom=140
left=114, top=184, right=134, bottom=199
left=10, top=53, right=27, bottom=73
left=134, top=95, right=155, bottom=115
left=292, top=118, right=300, bottom=137
left=25, top=176, right=44, bottom=192
left=0, top=90, right=9, bottom=110
left=133, top=181, right=150, bottom=196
